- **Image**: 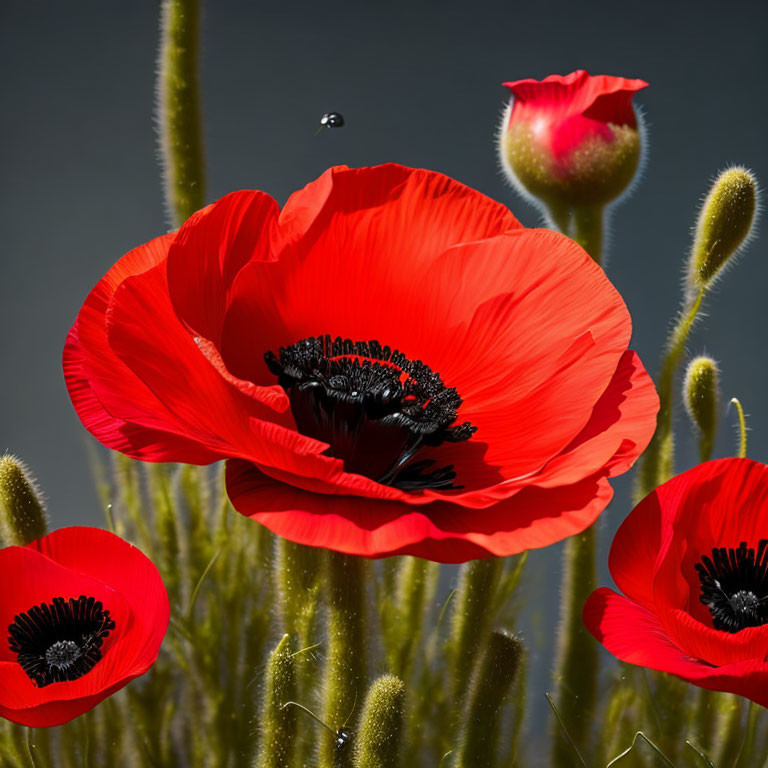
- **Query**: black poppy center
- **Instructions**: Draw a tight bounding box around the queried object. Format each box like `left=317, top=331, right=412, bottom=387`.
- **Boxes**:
left=695, top=540, right=768, bottom=633
left=8, top=595, right=115, bottom=687
left=265, top=335, right=476, bottom=490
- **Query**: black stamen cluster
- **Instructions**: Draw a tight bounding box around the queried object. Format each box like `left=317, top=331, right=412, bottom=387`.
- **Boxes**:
left=696, top=540, right=768, bottom=633
left=8, top=596, right=115, bottom=687
left=265, top=335, right=476, bottom=490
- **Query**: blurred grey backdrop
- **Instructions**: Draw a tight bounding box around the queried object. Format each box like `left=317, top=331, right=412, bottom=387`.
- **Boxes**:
left=1, top=0, right=767, bottom=750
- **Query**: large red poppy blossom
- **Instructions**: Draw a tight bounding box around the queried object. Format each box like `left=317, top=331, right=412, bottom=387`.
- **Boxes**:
left=64, top=163, right=658, bottom=562
left=0, top=527, right=168, bottom=726
left=584, top=458, right=768, bottom=707
left=500, top=71, right=648, bottom=206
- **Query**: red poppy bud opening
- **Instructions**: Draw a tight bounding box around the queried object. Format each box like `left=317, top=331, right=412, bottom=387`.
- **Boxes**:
left=499, top=70, right=648, bottom=209
left=0, top=527, right=169, bottom=727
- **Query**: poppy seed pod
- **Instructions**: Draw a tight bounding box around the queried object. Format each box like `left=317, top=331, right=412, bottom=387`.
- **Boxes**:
left=690, top=166, right=758, bottom=289
left=499, top=70, right=647, bottom=210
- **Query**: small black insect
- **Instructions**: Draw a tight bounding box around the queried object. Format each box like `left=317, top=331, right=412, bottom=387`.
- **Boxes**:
left=335, top=728, right=351, bottom=749
left=319, top=112, right=345, bottom=129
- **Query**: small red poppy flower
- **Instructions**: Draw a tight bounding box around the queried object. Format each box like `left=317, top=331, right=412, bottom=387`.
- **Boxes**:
left=499, top=70, right=648, bottom=208
left=64, top=164, right=658, bottom=562
left=0, top=527, right=169, bottom=726
left=584, top=458, right=768, bottom=707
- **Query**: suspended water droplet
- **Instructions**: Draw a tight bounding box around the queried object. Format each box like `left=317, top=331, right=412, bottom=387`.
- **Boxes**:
left=319, top=112, right=345, bottom=129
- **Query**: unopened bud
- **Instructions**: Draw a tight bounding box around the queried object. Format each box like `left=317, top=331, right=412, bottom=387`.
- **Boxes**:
left=690, top=166, right=758, bottom=288
left=354, top=674, right=406, bottom=768
left=0, top=455, right=48, bottom=546
left=684, top=357, right=720, bottom=461
left=499, top=70, right=647, bottom=209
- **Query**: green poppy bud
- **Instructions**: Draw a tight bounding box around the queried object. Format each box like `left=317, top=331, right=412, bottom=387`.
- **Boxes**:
left=0, top=455, right=48, bottom=546
left=690, top=167, right=758, bottom=289
left=684, top=357, right=720, bottom=462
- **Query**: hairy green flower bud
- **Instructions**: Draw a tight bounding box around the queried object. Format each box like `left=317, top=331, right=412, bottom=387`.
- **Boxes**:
left=684, top=357, right=720, bottom=461
left=354, top=675, right=406, bottom=768
left=690, top=167, right=758, bottom=288
left=0, top=455, right=48, bottom=546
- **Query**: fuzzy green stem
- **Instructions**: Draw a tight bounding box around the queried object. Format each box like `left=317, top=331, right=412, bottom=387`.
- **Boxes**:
left=455, top=631, right=523, bottom=768
left=388, top=558, right=438, bottom=680
left=0, top=455, right=48, bottom=546
left=354, top=675, right=406, bottom=768
left=546, top=202, right=572, bottom=236
left=449, top=558, right=504, bottom=703
left=713, top=694, right=744, bottom=768
left=275, top=539, right=322, bottom=650
left=552, top=526, right=599, bottom=768
left=734, top=701, right=760, bottom=768
left=571, top=205, right=604, bottom=264
left=731, top=398, right=748, bottom=458
left=636, top=290, right=706, bottom=500
left=158, top=0, right=205, bottom=226
left=253, top=635, right=297, bottom=768
left=320, top=551, right=367, bottom=768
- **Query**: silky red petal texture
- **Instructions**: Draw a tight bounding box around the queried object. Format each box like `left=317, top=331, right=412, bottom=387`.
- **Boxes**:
left=64, top=163, right=659, bottom=562
left=584, top=459, right=768, bottom=707
left=0, top=527, right=169, bottom=727
left=502, top=70, right=648, bottom=159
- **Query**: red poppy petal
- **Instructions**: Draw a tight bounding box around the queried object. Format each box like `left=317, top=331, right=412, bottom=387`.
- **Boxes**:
left=403, top=228, right=633, bottom=480
left=531, top=351, right=658, bottom=488
left=0, top=545, right=131, bottom=665
left=503, top=70, right=648, bottom=125
left=226, top=459, right=613, bottom=562
left=583, top=588, right=768, bottom=708
left=660, top=608, right=768, bottom=668
left=608, top=466, right=696, bottom=610
left=104, top=261, right=311, bottom=466
left=218, top=164, right=523, bottom=384
left=63, top=235, right=224, bottom=463
left=29, top=527, right=169, bottom=674
left=166, top=191, right=280, bottom=345
left=0, top=676, right=132, bottom=727
left=655, top=458, right=768, bottom=623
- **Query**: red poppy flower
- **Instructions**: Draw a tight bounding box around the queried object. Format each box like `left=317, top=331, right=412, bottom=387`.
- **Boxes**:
left=499, top=70, right=648, bottom=206
left=584, top=458, right=768, bottom=707
left=64, top=163, right=658, bottom=562
left=0, top=527, right=169, bottom=726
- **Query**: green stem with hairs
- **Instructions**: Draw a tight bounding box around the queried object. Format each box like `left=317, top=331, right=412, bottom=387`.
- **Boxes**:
left=253, top=635, right=297, bottom=768
left=551, top=526, right=599, bottom=768
left=320, top=551, right=367, bottom=768
left=551, top=206, right=603, bottom=768
left=448, top=558, right=504, bottom=705
left=571, top=205, right=604, bottom=263
left=636, top=289, right=706, bottom=500
left=455, top=631, right=523, bottom=768
left=158, top=0, right=205, bottom=226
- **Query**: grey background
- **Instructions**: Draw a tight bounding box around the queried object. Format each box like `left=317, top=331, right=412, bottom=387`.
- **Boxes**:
left=1, top=0, right=767, bottom=750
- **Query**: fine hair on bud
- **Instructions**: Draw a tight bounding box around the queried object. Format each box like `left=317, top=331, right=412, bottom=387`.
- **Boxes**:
left=683, top=356, right=720, bottom=462
left=689, top=166, right=759, bottom=290
left=0, top=454, right=48, bottom=546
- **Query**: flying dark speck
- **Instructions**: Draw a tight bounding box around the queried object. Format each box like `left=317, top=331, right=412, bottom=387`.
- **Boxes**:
left=319, top=112, right=345, bottom=129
